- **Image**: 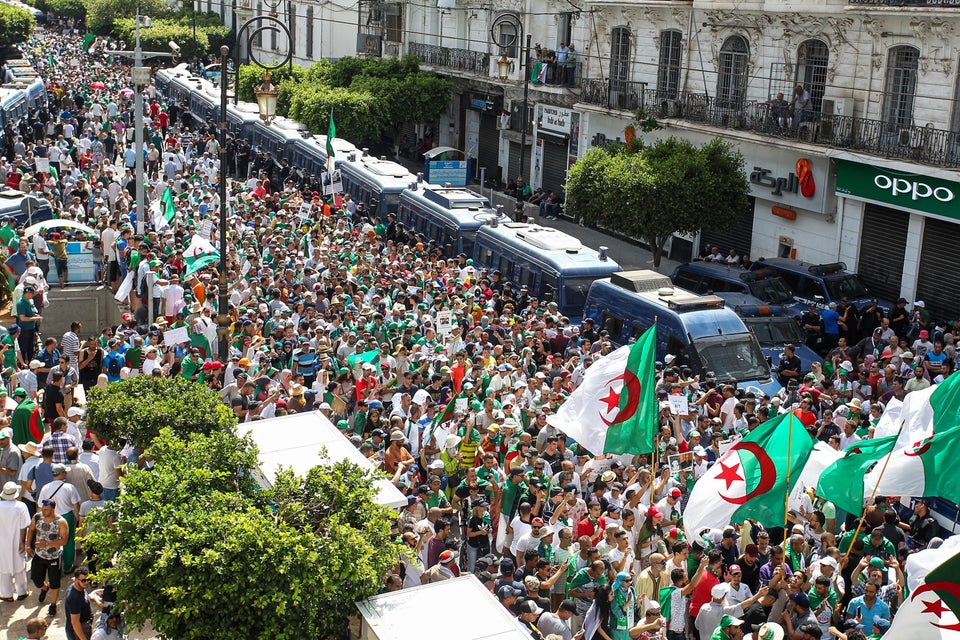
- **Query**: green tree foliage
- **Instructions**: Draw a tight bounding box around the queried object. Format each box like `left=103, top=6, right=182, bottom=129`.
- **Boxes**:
left=112, top=16, right=231, bottom=61
left=288, top=85, right=384, bottom=143
left=237, top=55, right=451, bottom=145
left=84, top=375, right=236, bottom=448
left=83, top=0, right=170, bottom=35
left=565, top=136, right=749, bottom=267
left=85, top=429, right=403, bottom=640
left=0, top=5, right=35, bottom=47
left=42, top=0, right=86, bottom=20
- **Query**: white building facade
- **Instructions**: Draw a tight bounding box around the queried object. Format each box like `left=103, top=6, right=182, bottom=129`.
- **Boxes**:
left=234, top=0, right=960, bottom=317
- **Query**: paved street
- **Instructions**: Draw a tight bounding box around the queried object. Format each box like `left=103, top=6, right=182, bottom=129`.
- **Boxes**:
left=1, top=595, right=156, bottom=640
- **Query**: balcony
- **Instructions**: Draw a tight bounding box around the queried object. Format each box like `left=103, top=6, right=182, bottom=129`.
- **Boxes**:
left=408, top=42, right=490, bottom=76
left=848, top=0, right=960, bottom=6
left=579, top=82, right=960, bottom=168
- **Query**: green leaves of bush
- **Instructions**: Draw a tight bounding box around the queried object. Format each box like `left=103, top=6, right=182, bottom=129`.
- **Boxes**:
left=85, top=375, right=236, bottom=449
left=83, top=382, right=403, bottom=639
left=0, top=4, right=35, bottom=47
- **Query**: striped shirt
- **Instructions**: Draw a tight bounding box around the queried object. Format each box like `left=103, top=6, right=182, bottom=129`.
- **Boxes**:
left=61, top=331, right=81, bottom=369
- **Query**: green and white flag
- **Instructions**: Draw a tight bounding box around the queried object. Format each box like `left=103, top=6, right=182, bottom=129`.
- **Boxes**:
left=346, top=348, right=378, bottom=371
left=683, top=411, right=814, bottom=541
left=865, top=371, right=960, bottom=503
left=182, top=234, right=220, bottom=277
left=325, top=109, right=336, bottom=173
left=887, top=548, right=960, bottom=639
left=817, top=434, right=898, bottom=515
left=152, top=186, right=177, bottom=231
left=547, top=326, right=658, bottom=456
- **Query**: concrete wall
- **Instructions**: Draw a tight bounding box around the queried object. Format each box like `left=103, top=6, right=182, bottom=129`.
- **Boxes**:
left=40, top=286, right=123, bottom=340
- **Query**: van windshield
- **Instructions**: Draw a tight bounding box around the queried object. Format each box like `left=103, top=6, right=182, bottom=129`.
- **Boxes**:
left=562, top=277, right=595, bottom=315
left=747, top=277, right=794, bottom=305
left=825, top=275, right=869, bottom=301
left=743, top=318, right=805, bottom=346
left=695, top=335, right=771, bottom=382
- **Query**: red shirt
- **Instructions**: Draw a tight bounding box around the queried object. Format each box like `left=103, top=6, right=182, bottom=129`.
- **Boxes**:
left=792, top=408, right=817, bottom=427
left=689, top=569, right=719, bottom=618
left=576, top=516, right=603, bottom=545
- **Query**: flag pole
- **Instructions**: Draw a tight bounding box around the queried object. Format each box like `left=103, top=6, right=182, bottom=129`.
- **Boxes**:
left=650, top=317, right=658, bottom=506
left=841, top=418, right=904, bottom=564
left=782, top=413, right=794, bottom=572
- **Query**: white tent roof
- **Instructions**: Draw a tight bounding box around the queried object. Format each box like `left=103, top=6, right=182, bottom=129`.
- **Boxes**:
left=240, top=411, right=407, bottom=508
left=355, top=575, right=530, bottom=640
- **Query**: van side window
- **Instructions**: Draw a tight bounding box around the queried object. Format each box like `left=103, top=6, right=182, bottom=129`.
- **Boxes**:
left=477, top=245, right=493, bottom=267
left=602, top=312, right=624, bottom=338
left=766, top=269, right=801, bottom=293
left=795, top=276, right=825, bottom=300
left=630, top=323, right=648, bottom=341
left=673, top=271, right=702, bottom=292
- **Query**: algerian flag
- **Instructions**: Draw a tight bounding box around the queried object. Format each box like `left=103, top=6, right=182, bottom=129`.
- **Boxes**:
left=683, top=412, right=814, bottom=541
left=817, top=434, right=898, bottom=515
left=906, top=535, right=960, bottom=592
left=190, top=330, right=210, bottom=359
left=83, top=33, right=96, bottom=52
left=872, top=395, right=903, bottom=439
left=865, top=371, right=960, bottom=502
left=887, top=547, right=960, bottom=639
left=325, top=109, right=336, bottom=173
left=547, top=326, right=658, bottom=456
left=151, top=186, right=177, bottom=232
left=346, top=348, right=378, bottom=372
left=182, top=234, right=220, bottom=277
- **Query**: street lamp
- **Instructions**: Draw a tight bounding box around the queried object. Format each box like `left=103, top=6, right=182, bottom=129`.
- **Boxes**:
left=496, top=50, right=511, bottom=83
left=216, top=2, right=293, bottom=359
left=132, top=12, right=152, bottom=235
left=217, top=44, right=230, bottom=361
left=254, top=73, right=279, bottom=125
left=489, top=15, right=532, bottom=185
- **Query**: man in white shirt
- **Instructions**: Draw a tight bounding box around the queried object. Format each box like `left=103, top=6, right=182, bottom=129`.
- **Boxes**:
left=722, top=564, right=754, bottom=605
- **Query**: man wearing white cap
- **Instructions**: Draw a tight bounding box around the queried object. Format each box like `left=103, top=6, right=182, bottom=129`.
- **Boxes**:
left=0, top=480, right=30, bottom=601
left=696, top=582, right=767, bottom=640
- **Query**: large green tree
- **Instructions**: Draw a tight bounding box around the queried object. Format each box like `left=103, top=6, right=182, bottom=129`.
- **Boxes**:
left=0, top=5, right=35, bottom=47
left=84, top=375, right=236, bottom=448
left=237, top=55, right=452, bottom=146
left=83, top=0, right=171, bottom=35
left=565, top=136, right=750, bottom=267
left=85, top=428, right=403, bottom=640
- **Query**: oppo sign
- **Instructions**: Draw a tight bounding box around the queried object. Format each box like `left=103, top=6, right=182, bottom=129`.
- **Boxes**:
left=873, top=174, right=955, bottom=202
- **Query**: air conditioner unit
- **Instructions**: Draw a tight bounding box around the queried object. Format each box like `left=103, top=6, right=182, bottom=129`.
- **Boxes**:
left=821, top=96, right=854, bottom=118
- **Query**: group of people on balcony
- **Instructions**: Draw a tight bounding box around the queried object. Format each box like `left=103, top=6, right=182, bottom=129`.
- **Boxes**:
left=764, top=84, right=813, bottom=132
left=531, top=42, right=576, bottom=86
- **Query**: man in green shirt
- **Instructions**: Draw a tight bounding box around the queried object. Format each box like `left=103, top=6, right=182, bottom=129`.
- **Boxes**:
left=497, top=467, right=529, bottom=553
left=16, top=287, right=42, bottom=361
left=1, top=325, right=21, bottom=378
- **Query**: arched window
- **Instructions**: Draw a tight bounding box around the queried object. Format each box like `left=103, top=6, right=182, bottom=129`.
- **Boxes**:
left=882, top=46, right=920, bottom=129
left=657, top=30, right=682, bottom=100
left=795, top=39, right=829, bottom=114
left=496, top=15, right=519, bottom=58
left=716, top=35, right=749, bottom=110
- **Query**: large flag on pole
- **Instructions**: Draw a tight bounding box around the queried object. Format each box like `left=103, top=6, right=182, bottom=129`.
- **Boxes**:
left=683, top=412, right=814, bottom=541
left=886, top=548, right=960, bottom=639
left=864, top=371, right=960, bottom=502
left=547, top=326, right=658, bottom=456
left=906, top=535, right=960, bottom=593
left=182, top=234, right=220, bottom=277
left=816, top=434, right=898, bottom=515
left=151, top=186, right=177, bottom=232
left=325, top=109, right=336, bottom=173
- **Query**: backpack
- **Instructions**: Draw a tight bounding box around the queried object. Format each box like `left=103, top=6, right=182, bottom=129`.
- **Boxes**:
left=107, top=354, right=122, bottom=379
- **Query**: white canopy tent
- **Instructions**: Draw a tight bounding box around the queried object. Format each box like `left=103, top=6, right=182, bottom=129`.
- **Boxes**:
left=354, top=575, right=530, bottom=640
left=240, top=411, right=407, bottom=509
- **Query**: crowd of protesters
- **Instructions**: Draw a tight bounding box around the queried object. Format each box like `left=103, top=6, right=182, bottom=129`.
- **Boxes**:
left=0, top=25, right=956, bottom=640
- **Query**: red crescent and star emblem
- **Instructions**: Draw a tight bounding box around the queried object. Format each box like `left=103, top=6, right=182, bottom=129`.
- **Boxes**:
left=714, top=442, right=777, bottom=505
left=910, top=581, right=960, bottom=630
left=905, top=434, right=935, bottom=457
left=598, top=371, right=641, bottom=427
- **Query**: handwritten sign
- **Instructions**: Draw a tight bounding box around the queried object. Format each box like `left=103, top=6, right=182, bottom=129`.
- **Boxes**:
left=163, top=326, right=189, bottom=346
left=668, top=394, right=689, bottom=415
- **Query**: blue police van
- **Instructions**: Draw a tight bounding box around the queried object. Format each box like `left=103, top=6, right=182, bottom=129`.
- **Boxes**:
left=582, top=270, right=781, bottom=396
left=472, top=221, right=620, bottom=322
left=734, top=304, right=821, bottom=375
left=748, top=258, right=893, bottom=314
left=671, top=262, right=796, bottom=312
